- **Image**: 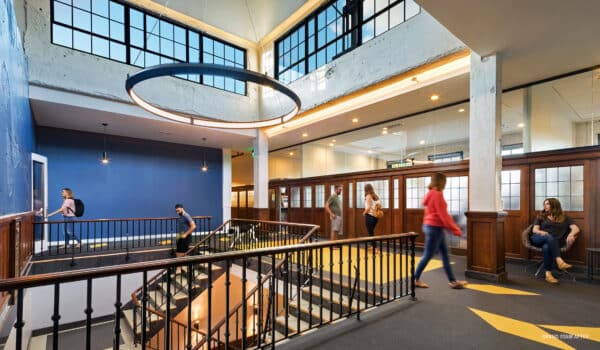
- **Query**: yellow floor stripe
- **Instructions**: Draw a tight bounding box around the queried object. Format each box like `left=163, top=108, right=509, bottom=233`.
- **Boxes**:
left=88, top=243, right=108, bottom=249
left=465, top=284, right=539, bottom=296
left=539, top=325, right=600, bottom=343
left=469, top=308, right=574, bottom=350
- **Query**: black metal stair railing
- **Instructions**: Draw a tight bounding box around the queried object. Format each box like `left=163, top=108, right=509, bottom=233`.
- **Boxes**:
left=33, top=216, right=211, bottom=257
left=129, top=219, right=320, bottom=348
left=0, top=231, right=417, bottom=350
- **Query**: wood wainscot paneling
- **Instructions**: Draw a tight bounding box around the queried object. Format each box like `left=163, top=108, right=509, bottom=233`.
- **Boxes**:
left=404, top=209, right=425, bottom=246
left=465, top=211, right=508, bottom=283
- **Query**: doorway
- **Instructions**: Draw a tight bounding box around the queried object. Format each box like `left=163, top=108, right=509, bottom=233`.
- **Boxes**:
left=32, top=153, right=47, bottom=247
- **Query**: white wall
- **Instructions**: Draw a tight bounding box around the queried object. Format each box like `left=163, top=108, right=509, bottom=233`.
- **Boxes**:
left=530, top=84, right=577, bottom=151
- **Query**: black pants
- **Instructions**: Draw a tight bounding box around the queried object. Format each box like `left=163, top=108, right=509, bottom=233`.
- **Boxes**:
left=365, top=214, right=378, bottom=247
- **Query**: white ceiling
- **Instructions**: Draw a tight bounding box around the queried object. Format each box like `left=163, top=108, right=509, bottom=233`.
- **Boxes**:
left=150, top=0, right=308, bottom=42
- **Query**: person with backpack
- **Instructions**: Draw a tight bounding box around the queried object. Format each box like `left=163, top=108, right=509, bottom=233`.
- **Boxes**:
left=47, top=187, right=81, bottom=248
left=362, top=183, right=381, bottom=251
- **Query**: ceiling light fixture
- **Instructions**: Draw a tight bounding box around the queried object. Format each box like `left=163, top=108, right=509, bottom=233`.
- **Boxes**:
left=430, top=94, right=440, bottom=101
left=517, top=123, right=525, bottom=128
left=201, top=137, right=208, bottom=172
left=329, top=143, right=334, bottom=147
left=126, top=63, right=301, bottom=129
left=101, top=123, right=109, bottom=165
left=302, top=132, right=308, bottom=137
left=420, top=140, right=426, bottom=145
left=458, top=108, right=465, bottom=113
left=289, top=151, right=294, bottom=156
left=352, top=118, right=359, bottom=123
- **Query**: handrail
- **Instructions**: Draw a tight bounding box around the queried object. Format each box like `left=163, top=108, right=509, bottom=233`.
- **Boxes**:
left=0, top=234, right=418, bottom=291
left=192, top=225, right=320, bottom=349
left=129, top=218, right=320, bottom=348
left=36, top=215, right=212, bottom=224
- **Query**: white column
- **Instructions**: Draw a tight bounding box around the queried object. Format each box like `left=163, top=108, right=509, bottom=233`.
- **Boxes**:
left=253, top=129, right=269, bottom=210
left=469, top=52, right=502, bottom=212
left=522, top=87, right=532, bottom=152
left=222, top=149, right=232, bottom=222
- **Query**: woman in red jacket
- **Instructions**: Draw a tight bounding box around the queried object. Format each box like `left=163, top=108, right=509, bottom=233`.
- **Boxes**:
left=414, top=173, right=467, bottom=289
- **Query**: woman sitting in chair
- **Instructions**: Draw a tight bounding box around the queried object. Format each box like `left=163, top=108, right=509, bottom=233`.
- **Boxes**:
left=531, top=198, right=580, bottom=283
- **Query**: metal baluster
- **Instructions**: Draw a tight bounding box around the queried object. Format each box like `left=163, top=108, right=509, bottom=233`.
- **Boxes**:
left=113, top=274, right=122, bottom=350
left=319, top=247, right=323, bottom=325
left=207, top=262, right=212, bottom=349
left=186, top=263, right=192, bottom=350
left=14, top=288, right=24, bottom=350
left=410, top=235, right=416, bottom=300
left=379, top=240, right=383, bottom=304
left=224, top=259, right=231, bottom=350
left=85, top=279, right=93, bottom=350
left=165, top=267, right=172, bottom=350
left=328, top=245, right=333, bottom=322
left=356, top=243, right=361, bottom=321
left=52, top=283, right=60, bottom=350
left=241, top=256, right=247, bottom=349
left=257, top=255, right=263, bottom=347
left=141, top=271, right=148, bottom=350
left=271, top=254, right=276, bottom=347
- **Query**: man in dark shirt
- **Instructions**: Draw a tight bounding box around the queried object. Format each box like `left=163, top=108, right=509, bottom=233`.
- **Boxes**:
left=175, top=203, right=196, bottom=259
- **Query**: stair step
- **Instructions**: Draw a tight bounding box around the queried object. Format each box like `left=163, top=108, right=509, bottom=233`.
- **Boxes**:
left=301, top=286, right=367, bottom=311
left=275, top=314, right=310, bottom=335
left=288, top=295, right=339, bottom=323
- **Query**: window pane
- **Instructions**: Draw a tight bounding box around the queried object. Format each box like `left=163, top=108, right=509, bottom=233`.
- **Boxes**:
left=92, top=14, right=109, bottom=36
left=189, top=31, right=199, bottom=49
left=91, top=36, right=109, bottom=57
left=73, top=8, right=91, bottom=31
left=130, top=47, right=144, bottom=66
left=92, top=0, right=109, bottom=17
left=73, top=30, right=91, bottom=52
left=109, top=41, right=125, bottom=61
left=406, top=0, right=420, bottom=18
left=160, top=20, right=173, bottom=39
left=362, top=20, right=374, bottom=43
left=389, top=2, right=405, bottom=28
left=130, top=27, right=143, bottom=47
left=174, top=26, right=186, bottom=44
left=129, top=9, right=143, bottom=29
left=363, top=0, right=375, bottom=19
left=160, top=37, right=174, bottom=56
left=109, top=21, right=124, bottom=41
left=73, top=0, right=90, bottom=12
left=54, top=2, right=72, bottom=26
left=375, top=12, right=388, bottom=36
left=52, top=24, right=73, bottom=47
left=147, top=34, right=159, bottom=52
left=109, top=2, right=124, bottom=22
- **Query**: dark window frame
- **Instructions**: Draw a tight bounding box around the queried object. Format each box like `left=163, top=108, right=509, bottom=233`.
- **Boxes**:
left=50, top=0, right=247, bottom=95
left=275, top=0, right=420, bottom=84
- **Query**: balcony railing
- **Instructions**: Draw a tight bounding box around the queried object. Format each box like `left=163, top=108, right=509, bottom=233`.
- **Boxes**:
left=32, top=216, right=211, bottom=257
left=0, top=231, right=417, bottom=350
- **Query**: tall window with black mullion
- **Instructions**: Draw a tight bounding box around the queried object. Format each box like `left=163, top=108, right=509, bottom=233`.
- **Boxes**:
left=275, top=0, right=421, bottom=84
left=50, top=0, right=246, bottom=95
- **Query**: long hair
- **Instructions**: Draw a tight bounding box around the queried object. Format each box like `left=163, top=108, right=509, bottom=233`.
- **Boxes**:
left=540, top=197, right=565, bottom=222
left=428, top=172, right=447, bottom=191
left=62, top=188, right=73, bottom=199
left=364, top=183, right=379, bottom=201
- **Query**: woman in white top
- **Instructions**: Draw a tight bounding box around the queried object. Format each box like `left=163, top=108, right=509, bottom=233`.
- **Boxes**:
left=48, top=188, right=80, bottom=247
left=362, top=183, right=379, bottom=249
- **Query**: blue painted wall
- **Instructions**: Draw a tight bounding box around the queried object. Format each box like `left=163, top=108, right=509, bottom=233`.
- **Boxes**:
left=0, top=0, right=36, bottom=215
left=36, top=127, right=223, bottom=225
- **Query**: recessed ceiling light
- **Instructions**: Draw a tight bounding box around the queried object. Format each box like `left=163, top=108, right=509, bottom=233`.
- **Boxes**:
left=420, top=140, right=426, bottom=145
left=329, top=143, right=334, bottom=147
left=352, top=118, right=359, bottom=123
left=458, top=108, right=465, bottom=113
left=332, top=139, right=336, bottom=143
left=430, top=94, right=440, bottom=101
left=517, top=123, right=525, bottom=128
left=302, top=132, right=308, bottom=137
left=368, top=150, right=373, bottom=154
left=382, top=130, right=388, bottom=135
left=289, top=151, right=294, bottom=156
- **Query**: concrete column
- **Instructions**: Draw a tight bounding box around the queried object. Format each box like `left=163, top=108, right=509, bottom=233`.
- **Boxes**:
left=522, top=87, right=532, bottom=152
left=466, top=52, right=507, bottom=283
left=253, top=129, right=269, bottom=220
left=222, top=149, right=232, bottom=223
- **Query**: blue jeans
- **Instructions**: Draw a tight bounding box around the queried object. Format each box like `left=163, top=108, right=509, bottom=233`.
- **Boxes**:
left=530, top=233, right=560, bottom=272
left=414, top=224, right=457, bottom=282
left=63, top=216, right=79, bottom=245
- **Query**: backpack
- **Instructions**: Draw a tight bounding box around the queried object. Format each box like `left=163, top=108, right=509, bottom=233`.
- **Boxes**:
left=373, top=202, right=384, bottom=218
left=72, top=198, right=85, bottom=217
